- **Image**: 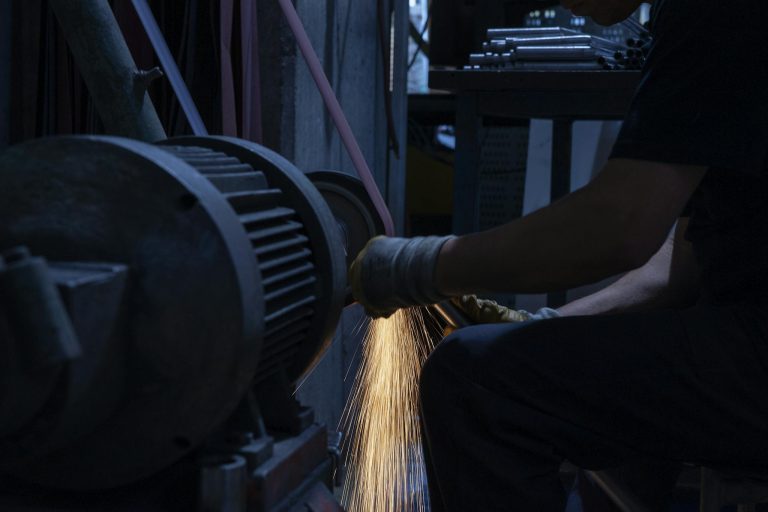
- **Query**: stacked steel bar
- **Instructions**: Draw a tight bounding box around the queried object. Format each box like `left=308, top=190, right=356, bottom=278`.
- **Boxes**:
left=465, top=24, right=650, bottom=71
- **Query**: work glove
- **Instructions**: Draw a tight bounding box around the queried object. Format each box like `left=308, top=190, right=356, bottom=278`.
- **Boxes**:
left=452, top=294, right=560, bottom=324
left=349, top=235, right=455, bottom=318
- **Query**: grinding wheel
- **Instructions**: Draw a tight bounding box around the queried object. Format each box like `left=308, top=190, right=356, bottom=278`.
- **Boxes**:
left=306, top=170, right=387, bottom=304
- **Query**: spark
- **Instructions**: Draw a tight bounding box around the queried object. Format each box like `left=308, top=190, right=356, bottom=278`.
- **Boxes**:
left=341, top=308, right=440, bottom=512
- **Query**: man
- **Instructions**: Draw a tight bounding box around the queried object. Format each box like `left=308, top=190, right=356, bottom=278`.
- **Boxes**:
left=349, top=0, right=768, bottom=510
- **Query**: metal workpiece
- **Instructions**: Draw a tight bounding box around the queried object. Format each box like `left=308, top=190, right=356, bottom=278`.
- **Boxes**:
left=48, top=0, right=166, bottom=141
left=199, top=455, right=248, bottom=512
left=626, top=37, right=650, bottom=48
left=469, top=52, right=518, bottom=67
left=597, top=56, right=619, bottom=69
left=469, top=53, right=488, bottom=65
left=621, top=16, right=649, bottom=38
left=489, top=39, right=508, bottom=52
left=430, top=301, right=472, bottom=330
left=519, top=61, right=613, bottom=70
left=586, top=471, right=654, bottom=512
left=515, top=45, right=609, bottom=61
left=470, top=25, right=650, bottom=72
left=487, top=26, right=580, bottom=39
left=505, top=35, right=624, bottom=52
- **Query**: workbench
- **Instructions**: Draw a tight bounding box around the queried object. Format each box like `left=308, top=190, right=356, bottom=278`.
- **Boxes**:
left=428, top=68, right=641, bottom=305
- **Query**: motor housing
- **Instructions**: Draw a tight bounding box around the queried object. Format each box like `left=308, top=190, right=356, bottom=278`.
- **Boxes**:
left=0, top=135, right=350, bottom=490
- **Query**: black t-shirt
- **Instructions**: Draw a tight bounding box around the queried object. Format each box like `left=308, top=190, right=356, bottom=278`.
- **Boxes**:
left=611, top=0, right=768, bottom=303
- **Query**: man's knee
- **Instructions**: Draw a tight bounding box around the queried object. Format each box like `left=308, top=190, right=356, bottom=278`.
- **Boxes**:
left=419, top=331, right=460, bottom=408
left=420, top=323, right=526, bottom=403
left=419, top=320, right=563, bottom=408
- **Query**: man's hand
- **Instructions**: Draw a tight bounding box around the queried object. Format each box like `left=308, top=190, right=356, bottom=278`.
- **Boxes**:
left=442, top=295, right=560, bottom=336
left=349, top=235, right=455, bottom=318
left=452, top=295, right=560, bottom=323
left=452, top=295, right=532, bottom=323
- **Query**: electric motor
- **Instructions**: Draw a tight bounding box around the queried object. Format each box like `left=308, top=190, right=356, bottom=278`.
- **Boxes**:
left=0, top=135, right=375, bottom=491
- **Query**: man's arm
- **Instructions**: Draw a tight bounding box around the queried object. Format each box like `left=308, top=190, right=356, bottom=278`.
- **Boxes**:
left=435, top=158, right=706, bottom=296
left=557, top=217, right=700, bottom=317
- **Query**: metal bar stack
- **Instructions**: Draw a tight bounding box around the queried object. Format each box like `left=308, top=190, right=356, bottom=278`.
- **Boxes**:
left=464, top=24, right=650, bottom=71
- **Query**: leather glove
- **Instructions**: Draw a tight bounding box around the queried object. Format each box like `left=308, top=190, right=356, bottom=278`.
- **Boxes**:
left=349, top=235, right=455, bottom=318
left=452, top=295, right=560, bottom=324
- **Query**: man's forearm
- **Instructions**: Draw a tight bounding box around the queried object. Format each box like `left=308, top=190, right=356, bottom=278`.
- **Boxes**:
left=436, top=191, right=642, bottom=296
left=559, top=219, right=700, bottom=317
left=434, top=159, right=705, bottom=297
left=557, top=265, right=681, bottom=317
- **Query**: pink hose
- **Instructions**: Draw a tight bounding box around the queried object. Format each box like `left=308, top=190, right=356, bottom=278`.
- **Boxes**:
left=277, top=0, right=396, bottom=237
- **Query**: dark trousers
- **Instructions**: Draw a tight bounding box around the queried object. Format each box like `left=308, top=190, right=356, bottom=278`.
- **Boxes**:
left=419, top=301, right=768, bottom=511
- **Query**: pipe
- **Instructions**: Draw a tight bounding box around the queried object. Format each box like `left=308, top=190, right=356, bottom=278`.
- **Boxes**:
left=585, top=471, right=654, bottom=512
left=430, top=301, right=472, bottom=330
left=131, top=0, right=208, bottom=136
left=487, top=27, right=580, bottom=39
left=515, top=45, right=608, bottom=61
left=513, top=61, right=608, bottom=70
left=621, top=17, right=647, bottom=38
left=506, top=35, right=624, bottom=53
left=49, top=0, right=166, bottom=142
left=277, top=0, right=395, bottom=237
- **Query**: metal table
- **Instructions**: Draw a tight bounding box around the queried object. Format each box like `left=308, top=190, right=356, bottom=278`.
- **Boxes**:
left=428, top=67, right=641, bottom=305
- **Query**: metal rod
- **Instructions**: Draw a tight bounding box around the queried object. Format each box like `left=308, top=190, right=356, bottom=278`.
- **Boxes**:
left=515, top=45, right=608, bottom=61
left=430, top=301, right=472, bottom=330
left=49, top=0, right=166, bottom=142
left=506, top=35, right=624, bottom=52
left=487, top=27, right=580, bottom=39
left=621, top=17, right=647, bottom=37
left=585, top=470, right=655, bottom=512
left=512, top=61, right=608, bottom=70
left=131, top=0, right=208, bottom=136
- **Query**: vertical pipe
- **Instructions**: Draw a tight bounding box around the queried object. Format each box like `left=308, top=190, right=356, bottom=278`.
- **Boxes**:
left=49, top=0, right=166, bottom=142
left=387, top=0, right=410, bottom=235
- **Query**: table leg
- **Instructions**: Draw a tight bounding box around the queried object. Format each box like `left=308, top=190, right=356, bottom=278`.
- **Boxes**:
left=452, top=93, right=482, bottom=235
left=547, top=119, right=573, bottom=308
